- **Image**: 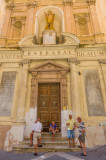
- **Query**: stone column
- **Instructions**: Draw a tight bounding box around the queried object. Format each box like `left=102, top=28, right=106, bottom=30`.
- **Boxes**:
left=87, top=0, right=101, bottom=34
left=61, top=71, right=69, bottom=137
left=29, top=72, right=38, bottom=126
left=61, top=71, right=67, bottom=109
left=25, top=2, right=36, bottom=35
left=21, top=17, right=26, bottom=38
left=74, top=15, right=80, bottom=35
left=63, top=0, right=76, bottom=34
left=1, top=3, right=13, bottom=38
left=17, top=59, right=30, bottom=122
left=68, top=58, right=81, bottom=118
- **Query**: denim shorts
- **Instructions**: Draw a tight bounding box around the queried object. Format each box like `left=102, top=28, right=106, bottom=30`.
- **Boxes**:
left=68, top=130, right=75, bottom=139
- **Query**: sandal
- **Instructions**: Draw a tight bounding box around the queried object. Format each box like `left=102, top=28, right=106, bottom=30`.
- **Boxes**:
left=80, top=153, right=87, bottom=156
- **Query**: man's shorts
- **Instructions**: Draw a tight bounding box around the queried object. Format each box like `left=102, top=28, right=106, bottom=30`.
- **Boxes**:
left=68, top=130, right=75, bottom=139
left=33, top=132, right=41, bottom=145
left=79, top=135, right=85, bottom=143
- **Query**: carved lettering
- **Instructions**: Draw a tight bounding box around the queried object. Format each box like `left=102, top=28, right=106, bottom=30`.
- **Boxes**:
left=0, top=54, right=22, bottom=59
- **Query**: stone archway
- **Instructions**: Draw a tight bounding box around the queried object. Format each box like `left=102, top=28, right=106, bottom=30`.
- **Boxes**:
left=29, top=60, right=69, bottom=130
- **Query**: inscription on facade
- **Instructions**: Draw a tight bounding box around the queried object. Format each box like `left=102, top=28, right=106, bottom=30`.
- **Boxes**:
left=0, top=72, right=16, bottom=116
left=83, top=70, right=106, bottom=116
left=0, top=54, right=22, bottom=60
left=24, top=50, right=106, bottom=57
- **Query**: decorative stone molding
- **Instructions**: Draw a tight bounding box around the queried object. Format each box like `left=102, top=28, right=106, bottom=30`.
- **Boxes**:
left=11, top=17, right=26, bottom=26
left=63, top=0, right=73, bottom=5
left=68, top=58, right=80, bottom=65
left=61, top=33, right=80, bottom=45
left=86, top=0, right=96, bottom=5
left=99, top=59, right=106, bottom=64
left=29, top=60, right=69, bottom=108
left=19, top=59, right=30, bottom=66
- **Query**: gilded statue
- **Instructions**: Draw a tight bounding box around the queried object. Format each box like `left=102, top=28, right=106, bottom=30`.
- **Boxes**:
left=45, top=11, right=55, bottom=30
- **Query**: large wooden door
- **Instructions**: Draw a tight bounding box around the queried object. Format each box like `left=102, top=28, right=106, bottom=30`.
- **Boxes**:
left=38, top=83, right=61, bottom=131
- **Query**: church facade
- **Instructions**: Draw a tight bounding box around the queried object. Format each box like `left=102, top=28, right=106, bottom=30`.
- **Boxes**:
left=0, top=0, right=106, bottom=150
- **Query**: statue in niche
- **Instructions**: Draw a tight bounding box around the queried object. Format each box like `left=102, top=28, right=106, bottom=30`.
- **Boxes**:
left=45, top=11, right=55, bottom=30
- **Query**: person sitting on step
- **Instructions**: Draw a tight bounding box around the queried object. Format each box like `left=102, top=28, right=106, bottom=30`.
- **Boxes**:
left=49, top=121, right=58, bottom=142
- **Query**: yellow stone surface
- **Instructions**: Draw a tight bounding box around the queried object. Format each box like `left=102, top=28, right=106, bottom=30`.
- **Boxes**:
left=0, top=0, right=106, bottom=150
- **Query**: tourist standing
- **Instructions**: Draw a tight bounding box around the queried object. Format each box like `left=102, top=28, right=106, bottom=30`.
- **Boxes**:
left=33, top=118, right=43, bottom=156
left=77, top=117, right=87, bottom=156
left=66, top=114, right=76, bottom=147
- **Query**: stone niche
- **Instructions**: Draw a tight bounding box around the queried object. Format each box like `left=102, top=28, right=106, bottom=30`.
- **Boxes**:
left=0, top=72, right=16, bottom=116
left=83, top=70, right=106, bottom=116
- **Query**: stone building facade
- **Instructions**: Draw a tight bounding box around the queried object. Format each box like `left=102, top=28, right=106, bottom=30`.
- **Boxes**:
left=0, top=0, right=106, bottom=150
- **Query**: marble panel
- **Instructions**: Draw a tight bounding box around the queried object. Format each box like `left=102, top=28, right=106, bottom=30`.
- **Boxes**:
left=0, top=72, right=16, bottom=116
left=83, top=70, right=106, bottom=116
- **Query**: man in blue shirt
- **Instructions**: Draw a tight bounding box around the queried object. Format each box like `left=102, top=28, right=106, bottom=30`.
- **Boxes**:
left=49, top=121, right=58, bottom=142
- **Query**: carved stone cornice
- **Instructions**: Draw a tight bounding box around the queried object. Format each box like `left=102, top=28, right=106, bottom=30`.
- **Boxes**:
left=68, top=58, right=80, bottom=65
left=86, top=0, right=96, bottom=5
left=19, top=59, right=30, bottom=66
left=63, top=0, right=73, bottom=5
left=99, top=59, right=106, bottom=64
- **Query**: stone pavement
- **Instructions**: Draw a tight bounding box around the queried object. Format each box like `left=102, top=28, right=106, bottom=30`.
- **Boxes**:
left=0, top=145, right=106, bottom=160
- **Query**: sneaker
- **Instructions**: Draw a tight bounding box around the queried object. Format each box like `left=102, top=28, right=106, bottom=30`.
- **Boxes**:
left=34, top=153, right=38, bottom=156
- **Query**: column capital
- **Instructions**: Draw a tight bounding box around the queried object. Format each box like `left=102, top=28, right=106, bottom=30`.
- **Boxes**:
left=19, top=59, right=30, bottom=66
left=86, top=0, right=96, bottom=5
left=6, top=2, right=14, bottom=10
left=68, top=58, right=80, bottom=65
left=26, top=0, right=37, bottom=8
left=99, top=59, right=106, bottom=64
left=63, top=0, right=73, bottom=6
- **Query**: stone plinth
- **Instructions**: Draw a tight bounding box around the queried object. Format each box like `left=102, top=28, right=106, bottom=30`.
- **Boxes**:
left=43, top=30, right=56, bottom=45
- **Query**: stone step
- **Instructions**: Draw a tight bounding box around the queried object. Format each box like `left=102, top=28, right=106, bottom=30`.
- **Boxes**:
left=24, top=132, right=61, bottom=140
left=20, top=140, right=69, bottom=146
left=25, top=136, right=68, bottom=141
left=13, top=144, right=81, bottom=153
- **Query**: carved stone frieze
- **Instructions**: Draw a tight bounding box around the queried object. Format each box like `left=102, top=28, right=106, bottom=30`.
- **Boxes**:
left=99, top=59, right=106, bottom=64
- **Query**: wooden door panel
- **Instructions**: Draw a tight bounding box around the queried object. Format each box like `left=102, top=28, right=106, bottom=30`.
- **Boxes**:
left=38, top=83, right=61, bottom=131
left=40, top=112, right=49, bottom=127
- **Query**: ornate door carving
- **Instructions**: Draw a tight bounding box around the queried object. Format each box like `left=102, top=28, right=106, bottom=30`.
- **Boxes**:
left=38, top=83, right=60, bottom=131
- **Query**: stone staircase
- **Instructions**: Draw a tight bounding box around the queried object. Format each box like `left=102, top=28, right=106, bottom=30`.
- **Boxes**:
left=13, top=132, right=81, bottom=153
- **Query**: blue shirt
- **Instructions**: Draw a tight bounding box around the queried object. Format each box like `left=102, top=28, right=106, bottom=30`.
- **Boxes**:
left=50, top=124, right=57, bottom=130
